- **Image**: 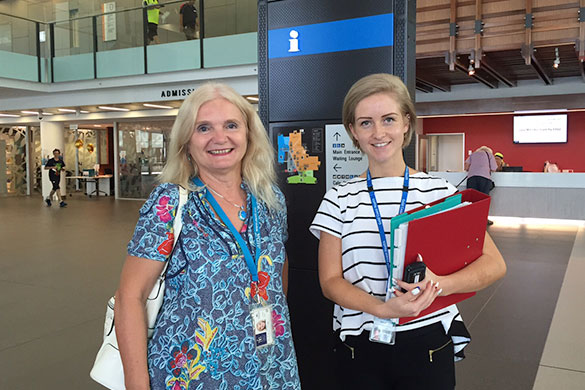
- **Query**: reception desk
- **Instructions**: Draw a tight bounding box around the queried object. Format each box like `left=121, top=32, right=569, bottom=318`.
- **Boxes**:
left=430, top=171, right=585, bottom=220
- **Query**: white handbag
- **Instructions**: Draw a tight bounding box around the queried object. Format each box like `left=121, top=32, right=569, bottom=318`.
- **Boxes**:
left=90, top=186, right=188, bottom=390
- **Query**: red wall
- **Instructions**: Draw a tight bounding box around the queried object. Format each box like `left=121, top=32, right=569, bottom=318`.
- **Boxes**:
left=422, top=112, right=585, bottom=172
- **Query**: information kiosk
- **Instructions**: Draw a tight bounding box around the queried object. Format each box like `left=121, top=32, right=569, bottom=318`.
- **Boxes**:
left=258, top=1, right=416, bottom=387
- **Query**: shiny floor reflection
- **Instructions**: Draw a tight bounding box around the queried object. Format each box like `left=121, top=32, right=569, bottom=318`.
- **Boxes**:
left=0, top=196, right=582, bottom=389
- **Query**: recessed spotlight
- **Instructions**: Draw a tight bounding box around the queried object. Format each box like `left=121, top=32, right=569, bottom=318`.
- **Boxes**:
left=98, top=106, right=130, bottom=112
left=143, top=103, right=173, bottom=109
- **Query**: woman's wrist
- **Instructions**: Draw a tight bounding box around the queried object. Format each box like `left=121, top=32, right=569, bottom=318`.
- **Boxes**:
left=371, top=299, right=385, bottom=318
left=370, top=296, right=395, bottom=319
left=435, top=274, right=454, bottom=296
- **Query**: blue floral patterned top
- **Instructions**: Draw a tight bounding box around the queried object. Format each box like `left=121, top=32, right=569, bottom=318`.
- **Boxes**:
left=128, top=182, right=301, bottom=390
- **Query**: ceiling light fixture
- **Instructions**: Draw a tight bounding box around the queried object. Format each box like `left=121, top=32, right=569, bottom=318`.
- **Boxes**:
left=0, top=113, right=21, bottom=117
left=58, top=108, right=77, bottom=113
left=246, top=96, right=259, bottom=102
left=553, top=47, right=560, bottom=69
left=21, top=110, right=40, bottom=115
left=41, top=112, right=54, bottom=116
left=80, top=110, right=89, bottom=114
left=143, top=103, right=174, bottom=109
left=98, top=106, right=130, bottom=112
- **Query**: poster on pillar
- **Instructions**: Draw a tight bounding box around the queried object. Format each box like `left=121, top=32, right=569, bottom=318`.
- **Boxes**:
left=325, top=124, right=368, bottom=191
left=275, top=126, right=323, bottom=185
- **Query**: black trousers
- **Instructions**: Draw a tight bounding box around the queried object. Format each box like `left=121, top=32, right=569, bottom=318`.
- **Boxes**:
left=50, top=178, right=60, bottom=191
left=333, top=323, right=455, bottom=390
left=466, top=175, right=493, bottom=195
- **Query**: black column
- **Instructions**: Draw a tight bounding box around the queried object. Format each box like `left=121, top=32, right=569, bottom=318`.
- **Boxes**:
left=258, top=2, right=415, bottom=388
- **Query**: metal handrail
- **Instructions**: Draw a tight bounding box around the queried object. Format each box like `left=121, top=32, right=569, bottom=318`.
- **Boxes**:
left=0, top=0, right=249, bottom=84
left=0, top=0, right=185, bottom=25
left=0, top=12, right=44, bottom=24
left=51, top=0, right=186, bottom=25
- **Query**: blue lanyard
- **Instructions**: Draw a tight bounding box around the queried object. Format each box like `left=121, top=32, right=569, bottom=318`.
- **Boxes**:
left=193, top=178, right=260, bottom=282
left=366, top=166, right=409, bottom=287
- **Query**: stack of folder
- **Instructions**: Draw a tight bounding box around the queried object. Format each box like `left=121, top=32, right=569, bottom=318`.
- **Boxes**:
left=389, top=189, right=491, bottom=324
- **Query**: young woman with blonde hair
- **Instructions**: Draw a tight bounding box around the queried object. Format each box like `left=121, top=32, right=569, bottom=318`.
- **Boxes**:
left=311, top=74, right=506, bottom=389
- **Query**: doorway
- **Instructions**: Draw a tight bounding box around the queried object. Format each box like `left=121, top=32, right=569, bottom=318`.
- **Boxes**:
left=427, top=133, right=465, bottom=172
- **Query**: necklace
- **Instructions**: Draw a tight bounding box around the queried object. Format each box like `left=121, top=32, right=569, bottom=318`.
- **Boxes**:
left=206, top=185, right=247, bottom=221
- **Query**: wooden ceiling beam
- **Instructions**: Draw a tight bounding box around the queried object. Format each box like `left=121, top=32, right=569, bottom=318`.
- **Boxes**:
left=474, top=0, right=484, bottom=67
left=578, top=0, right=585, bottom=63
left=478, top=56, right=517, bottom=87
left=448, top=0, right=459, bottom=71
left=455, top=60, right=499, bottom=88
left=416, top=77, right=451, bottom=92
left=416, top=81, right=434, bottom=93
left=522, top=47, right=553, bottom=85
left=524, top=0, right=533, bottom=65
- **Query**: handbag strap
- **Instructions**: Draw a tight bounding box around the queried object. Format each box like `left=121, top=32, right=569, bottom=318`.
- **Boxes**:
left=484, top=151, right=496, bottom=171
left=161, top=185, right=188, bottom=277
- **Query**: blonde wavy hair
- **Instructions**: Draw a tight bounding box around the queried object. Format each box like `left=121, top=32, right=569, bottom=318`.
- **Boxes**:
left=342, top=73, right=416, bottom=150
left=158, top=82, right=279, bottom=210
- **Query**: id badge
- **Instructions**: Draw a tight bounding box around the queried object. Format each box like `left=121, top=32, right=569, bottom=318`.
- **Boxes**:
left=369, top=317, right=397, bottom=345
left=370, top=284, right=397, bottom=345
left=250, top=302, right=275, bottom=349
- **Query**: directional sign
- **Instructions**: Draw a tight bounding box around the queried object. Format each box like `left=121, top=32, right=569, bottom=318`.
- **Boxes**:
left=325, top=124, right=368, bottom=191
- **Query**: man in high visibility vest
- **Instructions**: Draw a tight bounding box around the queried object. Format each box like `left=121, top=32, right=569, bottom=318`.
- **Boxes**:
left=143, top=0, right=161, bottom=44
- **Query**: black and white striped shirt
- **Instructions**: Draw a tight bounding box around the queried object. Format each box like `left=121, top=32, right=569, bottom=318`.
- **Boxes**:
left=310, top=172, right=466, bottom=341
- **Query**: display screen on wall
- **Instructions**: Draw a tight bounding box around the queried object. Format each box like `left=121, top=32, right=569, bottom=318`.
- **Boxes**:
left=513, top=114, right=567, bottom=143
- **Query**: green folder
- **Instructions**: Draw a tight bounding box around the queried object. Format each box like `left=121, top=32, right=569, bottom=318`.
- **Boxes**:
left=389, top=193, right=462, bottom=266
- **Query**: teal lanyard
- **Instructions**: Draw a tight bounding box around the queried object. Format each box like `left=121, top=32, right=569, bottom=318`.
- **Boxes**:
left=193, top=178, right=260, bottom=282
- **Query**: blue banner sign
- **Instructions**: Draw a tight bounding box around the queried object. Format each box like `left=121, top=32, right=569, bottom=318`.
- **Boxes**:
left=268, top=13, right=394, bottom=59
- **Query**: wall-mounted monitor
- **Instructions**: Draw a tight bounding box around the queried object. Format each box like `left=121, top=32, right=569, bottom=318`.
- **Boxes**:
left=513, top=114, right=567, bottom=144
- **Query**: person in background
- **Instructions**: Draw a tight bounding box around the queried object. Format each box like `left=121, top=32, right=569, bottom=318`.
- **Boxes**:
left=180, top=0, right=199, bottom=40
left=465, top=146, right=497, bottom=195
left=465, top=146, right=497, bottom=225
left=494, top=152, right=508, bottom=172
left=44, top=148, right=67, bottom=208
left=310, top=74, right=506, bottom=389
left=544, top=160, right=560, bottom=173
left=143, top=0, right=161, bottom=44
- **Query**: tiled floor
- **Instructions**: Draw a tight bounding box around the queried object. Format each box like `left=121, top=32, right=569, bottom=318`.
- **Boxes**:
left=0, top=195, right=140, bottom=390
left=456, top=222, right=579, bottom=390
left=0, top=195, right=582, bottom=389
left=533, top=226, right=585, bottom=390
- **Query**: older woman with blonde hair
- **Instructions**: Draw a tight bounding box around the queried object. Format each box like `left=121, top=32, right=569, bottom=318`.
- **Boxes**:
left=115, top=82, right=300, bottom=390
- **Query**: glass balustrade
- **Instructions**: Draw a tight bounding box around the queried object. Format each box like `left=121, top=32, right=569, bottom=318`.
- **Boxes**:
left=0, top=14, right=41, bottom=82
left=1, top=0, right=258, bottom=84
left=202, top=0, right=257, bottom=68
